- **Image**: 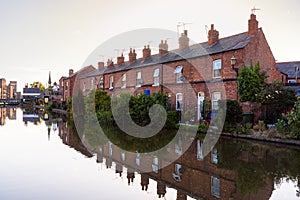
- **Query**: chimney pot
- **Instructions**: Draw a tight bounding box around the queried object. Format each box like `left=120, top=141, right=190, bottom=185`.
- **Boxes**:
left=179, top=30, right=189, bottom=50
left=117, top=54, right=125, bottom=66
left=69, top=69, right=74, bottom=76
left=159, top=40, right=168, bottom=56
left=98, top=62, right=104, bottom=70
left=142, top=45, right=151, bottom=60
left=128, top=48, right=137, bottom=63
left=208, top=24, right=219, bottom=46
left=248, top=14, right=259, bottom=36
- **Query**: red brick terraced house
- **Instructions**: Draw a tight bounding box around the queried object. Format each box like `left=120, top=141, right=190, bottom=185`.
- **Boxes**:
left=79, top=14, right=282, bottom=120
left=59, top=65, right=96, bottom=102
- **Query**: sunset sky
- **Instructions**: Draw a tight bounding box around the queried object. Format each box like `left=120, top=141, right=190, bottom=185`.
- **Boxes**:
left=0, top=0, right=299, bottom=91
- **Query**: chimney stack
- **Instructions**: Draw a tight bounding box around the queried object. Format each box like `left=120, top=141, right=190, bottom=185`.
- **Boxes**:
left=117, top=53, right=125, bottom=66
left=208, top=24, right=219, bottom=46
left=128, top=48, right=137, bottom=63
left=248, top=14, right=258, bottom=36
left=107, top=59, right=114, bottom=68
left=159, top=40, right=168, bottom=56
left=98, top=62, right=104, bottom=70
left=69, top=69, right=74, bottom=76
left=142, top=45, right=151, bottom=61
left=178, top=30, right=189, bottom=50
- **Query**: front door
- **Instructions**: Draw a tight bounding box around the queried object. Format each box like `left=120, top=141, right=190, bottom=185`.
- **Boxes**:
left=198, top=92, right=205, bottom=120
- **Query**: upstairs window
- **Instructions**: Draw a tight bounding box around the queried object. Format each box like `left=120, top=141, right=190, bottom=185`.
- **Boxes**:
left=153, top=68, right=159, bottom=86
left=176, top=93, right=183, bottom=111
left=174, top=66, right=183, bottom=83
left=109, top=76, right=114, bottom=90
left=91, top=78, right=94, bottom=90
left=136, top=71, right=143, bottom=87
left=288, top=79, right=296, bottom=83
left=83, top=81, right=86, bottom=91
left=121, top=74, right=126, bottom=88
left=99, top=77, right=104, bottom=88
left=213, top=59, right=222, bottom=78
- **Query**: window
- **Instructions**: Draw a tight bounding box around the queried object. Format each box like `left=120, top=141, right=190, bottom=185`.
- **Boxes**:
left=121, top=74, right=126, bottom=88
left=99, top=77, right=104, bottom=87
left=288, top=79, right=296, bottom=83
left=197, top=140, right=204, bottom=161
left=136, top=71, right=143, bottom=87
left=153, top=68, right=159, bottom=86
left=91, top=78, right=94, bottom=89
left=83, top=81, right=86, bottom=91
left=174, top=66, right=183, bottom=83
left=176, top=93, right=183, bottom=111
left=211, top=148, right=218, bottom=164
left=152, top=156, right=159, bottom=173
left=109, top=76, right=114, bottom=89
left=212, top=92, right=221, bottom=111
left=211, top=176, right=220, bottom=198
left=213, top=59, right=222, bottom=78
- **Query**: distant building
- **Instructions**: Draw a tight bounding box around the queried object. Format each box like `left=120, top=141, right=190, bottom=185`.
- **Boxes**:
left=22, top=84, right=41, bottom=101
left=0, top=79, right=7, bottom=99
left=276, top=61, right=300, bottom=96
left=7, top=81, right=17, bottom=99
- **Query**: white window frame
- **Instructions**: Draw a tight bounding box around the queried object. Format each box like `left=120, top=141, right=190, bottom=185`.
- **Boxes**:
left=136, top=71, right=142, bottom=87
left=211, top=176, right=220, bottom=198
left=288, top=79, right=296, bottom=83
left=99, top=77, right=104, bottom=87
left=153, top=68, right=159, bottom=86
left=174, top=66, right=183, bottom=83
left=91, top=78, right=94, bottom=90
left=211, top=148, right=218, bottom=164
left=212, top=92, right=221, bottom=111
left=121, top=74, right=126, bottom=88
left=213, top=59, right=222, bottom=78
left=83, top=81, right=86, bottom=92
left=176, top=93, right=183, bottom=111
left=109, top=76, right=114, bottom=90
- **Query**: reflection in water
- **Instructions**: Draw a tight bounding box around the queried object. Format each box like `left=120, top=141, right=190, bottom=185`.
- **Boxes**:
left=54, top=119, right=300, bottom=200
left=0, top=107, right=17, bottom=125
left=1, top=109, right=299, bottom=199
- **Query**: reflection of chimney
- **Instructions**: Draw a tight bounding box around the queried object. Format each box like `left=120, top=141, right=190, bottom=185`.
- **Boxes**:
left=157, top=182, right=166, bottom=198
left=98, top=62, right=104, bottom=70
left=179, top=30, right=189, bottom=50
left=115, top=164, right=123, bottom=177
left=141, top=174, right=149, bottom=191
left=248, top=14, right=259, bottom=36
left=117, top=53, right=125, bottom=66
left=69, top=69, right=74, bottom=76
left=142, top=45, right=151, bottom=61
left=208, top=24, right=219, bottom=46
left=177, top=191, right=187, bottom=200
left=127, top=171, right=135, bottom=185
left=128, top=48, right=137, bottom=63
left=159, top=40, right=168, bottom=56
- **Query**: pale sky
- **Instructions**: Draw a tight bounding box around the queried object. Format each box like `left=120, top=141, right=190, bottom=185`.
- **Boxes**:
left=0, top=0, right=299, bottom=91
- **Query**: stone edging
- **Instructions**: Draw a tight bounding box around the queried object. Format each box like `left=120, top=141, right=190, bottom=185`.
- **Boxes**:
left=221, top=132, right=300, bottom=146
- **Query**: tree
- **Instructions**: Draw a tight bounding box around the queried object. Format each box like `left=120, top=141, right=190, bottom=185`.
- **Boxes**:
left=29, top=81, right=46, bottom=93
left=261, top=81, right=296, bottom=123
left=238, top=63, right=267, bottom=102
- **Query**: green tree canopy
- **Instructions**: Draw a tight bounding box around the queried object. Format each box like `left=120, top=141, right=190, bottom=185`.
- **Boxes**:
left=238, top=63, right=267, bottom=102
left=29, top=81, right=46, bottom=93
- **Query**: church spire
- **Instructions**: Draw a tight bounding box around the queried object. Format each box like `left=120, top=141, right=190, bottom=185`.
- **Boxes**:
left=48, top=71, right=52, bottom=86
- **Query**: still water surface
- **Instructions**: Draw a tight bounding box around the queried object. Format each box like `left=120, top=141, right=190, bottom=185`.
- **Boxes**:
left=0, top=108, right=299, bottom=200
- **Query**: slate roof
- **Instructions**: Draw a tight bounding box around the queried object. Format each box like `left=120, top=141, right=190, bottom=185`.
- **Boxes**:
left=99, top=31, right=254, bottom=75
left=79, top=68, right=106, bottom=79
left=68, top=65, right=96, bottom=78
left=276, top=61, right=300, bottom=78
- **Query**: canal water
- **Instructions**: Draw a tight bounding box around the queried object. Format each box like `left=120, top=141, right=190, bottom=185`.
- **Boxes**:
left=0, top=107, right=299, bottom=200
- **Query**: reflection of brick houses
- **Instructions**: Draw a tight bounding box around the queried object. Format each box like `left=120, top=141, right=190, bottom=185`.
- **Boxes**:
left=95, top=138, right=274, bottom=199
left=79, top=14, right=282, bottom=118
left=59, top=65, right=96, bottom=101
left=0, top=78, right=7, bottom=99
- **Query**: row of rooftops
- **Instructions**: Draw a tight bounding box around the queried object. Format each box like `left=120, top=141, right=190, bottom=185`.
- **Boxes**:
left=61, top=14, right=298, bottom=83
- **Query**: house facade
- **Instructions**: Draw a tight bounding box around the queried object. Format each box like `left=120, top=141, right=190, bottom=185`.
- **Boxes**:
left=59, top=65, right=96, bottom=101
left=78, top=14, right=282, bottom=119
